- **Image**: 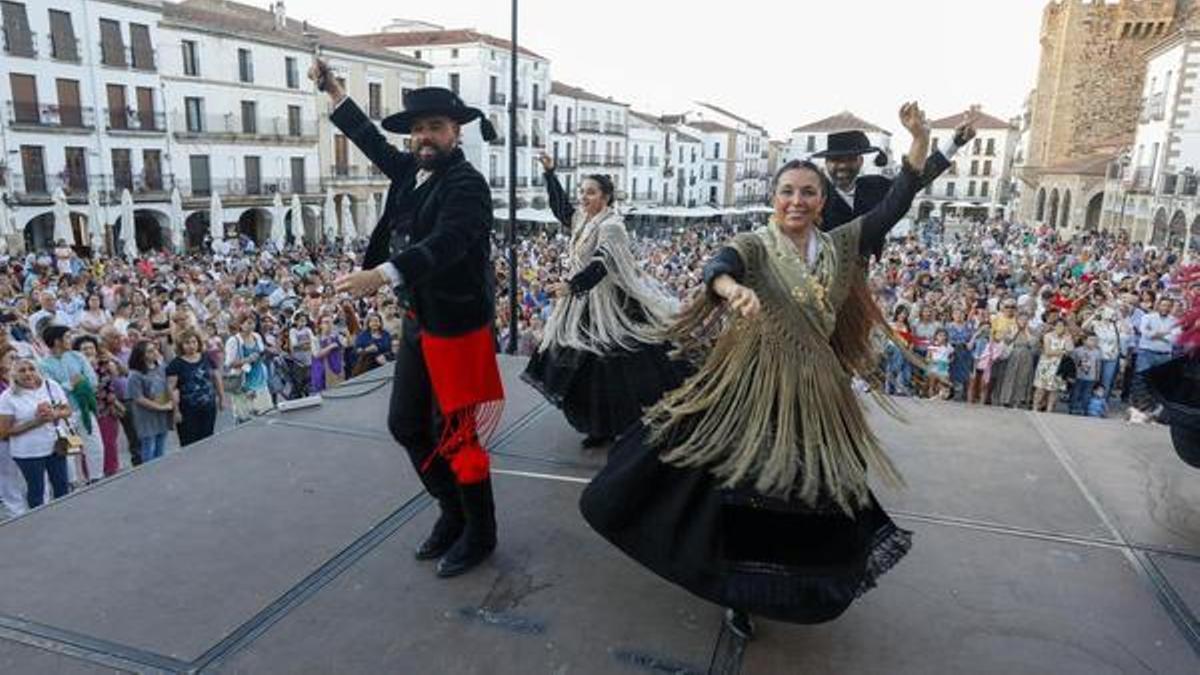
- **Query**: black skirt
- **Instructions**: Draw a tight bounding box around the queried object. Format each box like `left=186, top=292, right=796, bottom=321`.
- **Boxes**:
left=580, top=423, right=912, bottom=624
left=522, top=341, right=687, bottom=439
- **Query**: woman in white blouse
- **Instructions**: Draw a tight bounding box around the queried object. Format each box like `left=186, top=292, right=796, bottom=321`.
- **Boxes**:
left=0, top=357, right=74, bottom=508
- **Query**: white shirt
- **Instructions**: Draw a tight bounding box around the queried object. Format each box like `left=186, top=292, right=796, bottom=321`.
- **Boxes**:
left=1138, top=313, right=1179, bottom=353
left=0, top=380, right=68, bottom=459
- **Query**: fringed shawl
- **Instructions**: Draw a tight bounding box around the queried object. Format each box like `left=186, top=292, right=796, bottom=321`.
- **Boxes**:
left=645, top=219, right=904, bottom=515
left=539, top=208, right=678, bottom=354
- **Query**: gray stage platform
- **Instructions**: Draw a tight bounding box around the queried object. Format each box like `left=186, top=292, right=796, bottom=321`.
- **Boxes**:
left=0, top=356, right=1196, bottom=674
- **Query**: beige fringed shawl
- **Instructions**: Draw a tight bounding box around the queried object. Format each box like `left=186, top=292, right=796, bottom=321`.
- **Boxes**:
left=539, top=207, right=678, bottom=354
left=645, top=218, right=904, bottom=515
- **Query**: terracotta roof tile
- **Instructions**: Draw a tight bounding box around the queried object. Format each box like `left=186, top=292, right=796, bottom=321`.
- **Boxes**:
left=354, top=28, right=547, bottom=61
left=791, top=111, right=888, bottom=134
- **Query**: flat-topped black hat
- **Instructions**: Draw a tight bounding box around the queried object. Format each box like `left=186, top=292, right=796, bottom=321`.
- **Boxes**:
left=382, top=87, right=497, bottom=141
left=812, top=130, right=889, bottom=167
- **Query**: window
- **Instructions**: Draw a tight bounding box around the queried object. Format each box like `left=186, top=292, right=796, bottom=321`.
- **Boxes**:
left=112, top=148, right=132, bottom=192
left=285, top=56, right=299, bottom=89
left=290, top=157, right=306, bottom=194
left=189, top=155, right=210, bottom=196
left=449, top=73, right=460, bottom=94
left=143, top=149, right=162, bottom=191
left=241, top=100, right=256, bottom=135
left=970, top=160, right=978, bottom=176
left=9, top=73, right=38, bottom=124
left=64, top=147, right=87, bottom=193
left=967, top=180, right=976, bottom=197
left=414, top=49, right=421, bottom=60
left=632, top=177, right=638, bottom=196
left=806, top=135, right=815, bottom=152
left=981, top=181, right=990, bottom=197
left=713, top=142, right=720, bottom=159
left=710, top=166, right=718, bottom=180
left=48, top=9, right=78, bottom=62
left=973, top=138, right=982, bottom=154
left=99, top=18, right=125, bottom=67
left=1, top=1, right=35, bottom=57
left=20, top=145, right=46, bottom=193
left=106, top=84, right=127, bottom=129
left=985, top=138, right=995, bottom=156
left=368, top=83, right=382, bottom=119
left=451, top=48, right=459, bottom=58
left=245, top=156, right=261, bottom=195
left=288, top=105, right=302, bottom=137
left=983, top=160, right=992, bottom=176
left=238, top=48, right=253, bottom=83
left=184, top=96, right=203, bottom=132
left=135, top=86, right=155, bottom=129
left=57, top=79, right=82, bottom=127
left=946, top=181, right=956, bottom=197
left=129, top=23, right=153, bottom=70
left=181, top=40, right=199, bottom=76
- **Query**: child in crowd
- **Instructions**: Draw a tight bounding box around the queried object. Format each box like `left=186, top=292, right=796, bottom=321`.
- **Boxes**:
left=927, top=329, right=954, bottom=400
left=967, top=318, right=993, bottom=404
left=1087, top=384, right=1109, bottom=419
left=1069, top=334, right=1102, bottom=415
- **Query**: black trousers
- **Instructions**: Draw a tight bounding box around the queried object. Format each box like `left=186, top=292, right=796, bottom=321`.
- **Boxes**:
left=178, top=402, right=217, bottom=447
left=388, top=318, right=458, bottom=496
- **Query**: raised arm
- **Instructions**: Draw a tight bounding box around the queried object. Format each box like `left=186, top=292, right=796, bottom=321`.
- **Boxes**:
left=311, top=58, right=413, bottom=182
left=858, top=102, right=931, bottom=257
left=539, top=154, right=575, bottom=226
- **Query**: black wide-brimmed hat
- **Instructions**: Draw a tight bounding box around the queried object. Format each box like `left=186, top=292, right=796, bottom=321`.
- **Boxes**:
left=812, top=130, right=889, bottom=167
left=381, top=87, right=497, bottom=141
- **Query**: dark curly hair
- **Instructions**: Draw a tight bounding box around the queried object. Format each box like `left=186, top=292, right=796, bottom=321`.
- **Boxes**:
left=583, top=174, right=616, bottom=207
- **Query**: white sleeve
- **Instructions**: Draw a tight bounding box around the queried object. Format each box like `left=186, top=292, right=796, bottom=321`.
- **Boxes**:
left=377, top=262, right=402, bottom=286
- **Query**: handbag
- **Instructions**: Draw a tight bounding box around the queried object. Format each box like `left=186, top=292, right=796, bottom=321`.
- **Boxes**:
left=224, top=335, right=249, bottom=394
left=45, top=382, right=83, bottom=457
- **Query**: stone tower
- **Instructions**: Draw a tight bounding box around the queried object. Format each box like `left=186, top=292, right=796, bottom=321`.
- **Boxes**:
left=1025, top=0, right=1183, bottom=176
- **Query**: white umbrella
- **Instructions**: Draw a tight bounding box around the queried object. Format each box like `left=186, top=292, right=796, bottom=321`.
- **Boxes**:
left=120, top=189, right=137, bottom=259
left=170, top=186, right=185, bottom=251
left=208, top=190, right=224, bottom=247
left=290, top=194, right=304, bottom=246
left=52, top=188, right=72, bottom=245
left=87, top=188, right=104, bottom=253
left=322, top=189, right=337, bottom=242
left=271, top=192, right=286, bottom=249
left=339, top=195, right=355, bottom=241
left=363, top=192, right=379, bottom=238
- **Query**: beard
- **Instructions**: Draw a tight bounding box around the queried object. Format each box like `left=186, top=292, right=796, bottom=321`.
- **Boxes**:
left=414, top=141, right=452, bottom=170
left=830, top=166, right=858, bottom=187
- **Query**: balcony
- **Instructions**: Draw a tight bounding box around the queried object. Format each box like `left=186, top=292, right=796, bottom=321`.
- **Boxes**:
left=556, top=158, right=576, bottom=170
left=532, top=134, right=545, bottom=148
left=2, top=28, right=36, bottom=57
left=489, top=176, right=507, bottom=189
left=1162, top=173, right=1179, bottom=196
left=532, top=174, right=545, bottom=187
left=489, top=92, right=507, bottom=106
left=8, top=172, right=175, bottom=203
left=173, top=114, right=319, bottom=142
left=515, top=134, right=529, bottom=146
left=326, top=165, right=387, bottom=184
left=630, top=191, right=656, bottom=201
left=604, top=123, right=625, bottom=135
left=632, top=157, right=644, bottom=167
left=1140, top=92, right=1167, bottom=123
left=516, top=96, right=529, bottom=109
left=1128, top=167, right=1155, bottom=193
left=604, top=155, right=625, bottom=167
left=578, top=120, right=601, bottom=133
left=516, top=176, right=530, bottom=188
left=533, top=98, right=546, bottom=111
left=579, top=153, right=602, bottom=167
left=106, top=109, right=166, bottom=133
left=488, top=135, right=507, bottom=146
left=49, top=35, right=80, bottom=62
left=7, top=102, right=95, bottom=130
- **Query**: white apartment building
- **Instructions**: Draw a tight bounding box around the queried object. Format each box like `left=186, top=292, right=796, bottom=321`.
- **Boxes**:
left=163, top=0, right=427, bottom=246
left=695, top=102, right=770, bottom=207
left=360, top=23, right=548, bottom=214
left=1, top=0, right=170, bottom=251
left=549, top=80, right=627, bottom=208
left=918, top=108, right=1018, bottom=222
left=626, top=111, right=667, bottom=209
left=1103, top=30, right=1200, bottom=251
left=665, top=127, right=702, bottom=209
left=785, top=111, right=893, bottom=177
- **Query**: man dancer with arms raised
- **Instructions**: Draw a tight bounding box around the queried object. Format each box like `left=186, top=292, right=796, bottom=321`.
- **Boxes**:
left=312, top=58, right=503, bottom=578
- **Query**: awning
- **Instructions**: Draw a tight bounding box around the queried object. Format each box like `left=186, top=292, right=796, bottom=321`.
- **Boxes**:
left=493, top=208, right=559, bottom=224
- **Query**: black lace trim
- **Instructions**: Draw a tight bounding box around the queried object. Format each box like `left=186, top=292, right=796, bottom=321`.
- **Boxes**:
left=854, top=523, right=913, bottom=598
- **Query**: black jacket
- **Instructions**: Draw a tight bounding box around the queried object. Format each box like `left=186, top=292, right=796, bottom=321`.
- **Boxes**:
left=330, top=99, right=494, bottom=336
left=820, top=150, right=951, bottom=258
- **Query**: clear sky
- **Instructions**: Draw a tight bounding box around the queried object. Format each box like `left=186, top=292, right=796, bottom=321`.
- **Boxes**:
left=280, top=0, right=1047, bottom=141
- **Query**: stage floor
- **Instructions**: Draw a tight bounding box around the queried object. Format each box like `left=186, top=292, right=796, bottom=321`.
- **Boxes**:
left=0, top=356, right=1196, bottom=674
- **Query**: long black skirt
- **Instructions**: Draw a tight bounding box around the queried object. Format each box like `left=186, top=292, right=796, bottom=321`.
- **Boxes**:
left=580, top=423, right=912, bottom=624
left=522, top=342, right=687, bottom=439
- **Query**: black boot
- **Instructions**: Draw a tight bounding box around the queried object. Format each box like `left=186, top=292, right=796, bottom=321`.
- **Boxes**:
left=724, top=608, right=756, bottom=641
left=436, top=479, right=497, bottom=578
left=415, top=462, right=465, bottom=561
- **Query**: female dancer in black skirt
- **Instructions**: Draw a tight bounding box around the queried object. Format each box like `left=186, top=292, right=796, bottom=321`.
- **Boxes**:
left=522, top=154, right=683, bottom=448
left=580, top=102, right=932, bottom=638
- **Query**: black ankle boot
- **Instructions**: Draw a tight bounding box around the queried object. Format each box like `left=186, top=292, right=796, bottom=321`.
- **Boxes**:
left=415, top=497, right=464, bottom=560
left=724, top=608, right=756, bottom=641
left=436, top=479, right=497, bottom=578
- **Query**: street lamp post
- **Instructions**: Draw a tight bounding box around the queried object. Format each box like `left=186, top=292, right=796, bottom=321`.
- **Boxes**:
left=505, top=0, right=519, bottom=355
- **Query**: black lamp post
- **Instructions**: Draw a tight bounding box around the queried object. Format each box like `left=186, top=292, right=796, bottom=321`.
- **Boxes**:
left=505, top=0, right=519, bottom=355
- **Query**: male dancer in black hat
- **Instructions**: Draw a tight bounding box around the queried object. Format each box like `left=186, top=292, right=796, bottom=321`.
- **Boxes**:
left=311, top=58, right=504, bottom=578
left=813, top=110, right=979, bottom=257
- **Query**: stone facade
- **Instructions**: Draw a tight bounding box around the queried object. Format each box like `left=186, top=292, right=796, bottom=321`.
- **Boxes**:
left=1021, top=0, right=1187, bottom=227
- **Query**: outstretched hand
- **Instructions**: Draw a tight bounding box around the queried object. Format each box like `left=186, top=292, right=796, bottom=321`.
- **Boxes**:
left=308, top=57, right=343, bottom=103
left=899, top=101, right=931, bottom=173
left=538, top=154, right=555, bottom=172
left=954, top=106, right=981, bottom=146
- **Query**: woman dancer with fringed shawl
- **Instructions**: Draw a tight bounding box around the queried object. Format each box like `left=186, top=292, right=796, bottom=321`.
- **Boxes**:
left=580, top=103, right=932, bottom=640
left=522, top=155, right=684, bottom=448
